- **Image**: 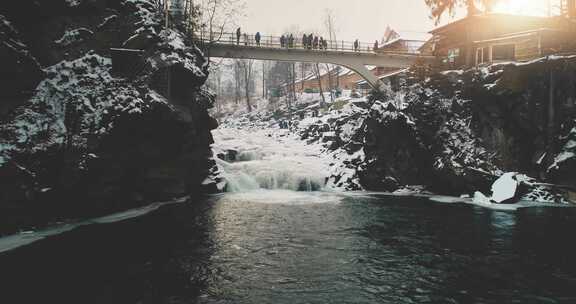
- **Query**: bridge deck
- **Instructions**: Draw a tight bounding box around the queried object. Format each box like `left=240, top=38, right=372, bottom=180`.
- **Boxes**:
left=193, top=32, right=423, bottom=55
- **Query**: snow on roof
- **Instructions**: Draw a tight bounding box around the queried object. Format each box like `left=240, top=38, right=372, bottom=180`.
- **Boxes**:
left=294, top=66, right=352, bottom=84
left=378, top=68, right=408, bottom=79
left=380, top=37, right=402, bottom=48
left=429, top=13, right=551, bottom=34
left=355, top=68, right=408, bottom=85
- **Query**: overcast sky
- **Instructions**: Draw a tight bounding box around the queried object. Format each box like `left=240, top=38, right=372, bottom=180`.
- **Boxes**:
left=237, top=0, right=555, bottom=42
left=239, top=0, right=438, bottom=42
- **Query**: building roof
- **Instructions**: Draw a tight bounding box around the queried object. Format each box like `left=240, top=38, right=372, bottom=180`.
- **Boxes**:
left=294, top=66, right=375, bottom=85
left=355, top=68, right=408, bottom=85
left=429, top=13, right=552, bottom=35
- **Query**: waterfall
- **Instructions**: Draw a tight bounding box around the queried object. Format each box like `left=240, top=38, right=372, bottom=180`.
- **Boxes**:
left=212, top=128, right=327, bottom=193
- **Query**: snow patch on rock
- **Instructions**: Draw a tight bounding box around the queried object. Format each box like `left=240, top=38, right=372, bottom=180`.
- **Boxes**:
left=54, top=28, right=94, bottom=47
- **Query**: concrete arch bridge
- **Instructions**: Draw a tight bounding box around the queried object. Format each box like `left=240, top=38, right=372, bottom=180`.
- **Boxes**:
left=194, top=32, right=434, bottom=88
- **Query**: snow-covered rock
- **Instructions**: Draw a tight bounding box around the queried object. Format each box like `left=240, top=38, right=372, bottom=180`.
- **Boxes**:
left=473, top=172, right=571, bottom=205
left=0, top=0, right=216, bottom=232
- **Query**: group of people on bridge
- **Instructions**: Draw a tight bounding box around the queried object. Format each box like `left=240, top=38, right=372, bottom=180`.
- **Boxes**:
left=300, top=34, right=328, bottom=50
left=235, top=28, right=379, bottom=52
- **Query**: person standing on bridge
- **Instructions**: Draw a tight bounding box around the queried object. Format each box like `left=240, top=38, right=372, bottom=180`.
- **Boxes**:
left=289, top=34, right=294, bottom=48
left=323, top=38, right=328, bottom=50
left=313, top=36, right=318, bottom=49
left=280, top=35, right=285, bottom=48
left=236, top=27, right=241, bottom=45
left=354, top=39, right=359, bottom=52
left=308, top=33, right=314, bottom=49
left=373, top=40, right=379, bottom=52
left=255, top=32, right=261, bottom=46
left=319, top=37, right=324, bottom=50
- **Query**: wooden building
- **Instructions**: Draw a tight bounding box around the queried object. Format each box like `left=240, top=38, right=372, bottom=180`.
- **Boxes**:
left=292, top=66, right=402, bottom=94
left=376, top=38, right=426, bottom=54
left=428, top=13, right=576, bottom=69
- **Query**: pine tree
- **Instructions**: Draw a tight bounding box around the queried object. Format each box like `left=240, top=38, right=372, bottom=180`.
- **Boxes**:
left=424, top=0, right=497, bottom=24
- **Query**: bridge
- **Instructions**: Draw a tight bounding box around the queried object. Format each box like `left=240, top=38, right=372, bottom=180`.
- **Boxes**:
left=193, top=32, right=434, bottom=88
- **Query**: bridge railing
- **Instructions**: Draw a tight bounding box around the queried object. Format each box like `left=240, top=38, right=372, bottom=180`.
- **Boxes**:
left=192, top=31, right=423, bottom=55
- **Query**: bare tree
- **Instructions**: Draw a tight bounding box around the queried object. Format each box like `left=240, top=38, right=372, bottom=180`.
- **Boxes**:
left=238, top=59, right=255, bottom=112
left=198, top=0, right=246, bottom=43
left=424, top=0, right=498, bottom=24
left=233, top=61, right=242, bottom=105
left=323, top=10, right=339, bottom=95
left=323, top=9, right=339, bottom=49
left=313, top=63, right=326, bottom=104
left=262, top=61, right=266, bottom=98
left=324, top=64, right=335, bottom=102
left=291, top=62, right=297, bottom=107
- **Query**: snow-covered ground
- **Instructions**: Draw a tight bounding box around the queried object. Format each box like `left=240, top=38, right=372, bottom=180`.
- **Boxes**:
left=0, top=197, right=189, bottom=253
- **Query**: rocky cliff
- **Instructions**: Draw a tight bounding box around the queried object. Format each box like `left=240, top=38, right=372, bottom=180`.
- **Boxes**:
left=299, top=57, right=576, bottom=202
left=0, top=0, right=219, bottom=233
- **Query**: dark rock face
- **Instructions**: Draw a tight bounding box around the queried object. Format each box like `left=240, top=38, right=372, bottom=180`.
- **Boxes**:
left=358, top=102, right=433, bottom=192
left=0, top=0, right=218, bottom=233
left=0, top=15, right=44, bottom=117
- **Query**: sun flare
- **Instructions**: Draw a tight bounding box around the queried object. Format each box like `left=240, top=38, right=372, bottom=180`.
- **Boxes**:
left=492, top=0, right=553, bottom=16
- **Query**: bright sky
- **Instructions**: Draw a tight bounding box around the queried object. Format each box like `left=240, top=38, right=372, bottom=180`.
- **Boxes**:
left=239, top=0, right=559, bottom=42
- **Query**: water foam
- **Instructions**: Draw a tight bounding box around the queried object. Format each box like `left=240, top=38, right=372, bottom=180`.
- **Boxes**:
left=212, top=128, right=328, bottom=192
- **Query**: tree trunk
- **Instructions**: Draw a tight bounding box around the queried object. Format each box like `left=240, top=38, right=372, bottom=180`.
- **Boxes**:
left=291, top=62, right=297, bottom=105
left=325, top=63, right=334, bottom=102
left=315, top=63, right=326, bottom=104
left=301, top=63, right=305, bottom=91
left=547, top=67, right=556, bottom=156
left=243, top=61, right=253, bottom=112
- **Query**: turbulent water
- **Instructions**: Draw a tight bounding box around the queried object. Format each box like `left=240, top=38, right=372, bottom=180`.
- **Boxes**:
left=1, top=127, right=576, bottom=303
left=212, top=128, right=328, bottom=192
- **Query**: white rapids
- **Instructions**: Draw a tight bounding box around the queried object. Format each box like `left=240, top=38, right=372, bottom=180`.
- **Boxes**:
left=212, top=127, right=329, bottom=192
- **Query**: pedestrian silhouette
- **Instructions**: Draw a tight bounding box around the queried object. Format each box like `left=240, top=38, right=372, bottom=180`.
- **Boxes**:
left=354, top=39, right=359, bottom=52
left=255, top=32, right=261, bottom=46
left=236, top=27, right=241, bottom=45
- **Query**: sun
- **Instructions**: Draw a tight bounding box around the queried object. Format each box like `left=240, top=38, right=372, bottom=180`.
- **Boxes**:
left=492, top=0, right=552, bottom=16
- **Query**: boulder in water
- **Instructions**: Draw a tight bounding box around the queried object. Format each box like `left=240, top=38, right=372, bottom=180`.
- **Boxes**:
left=474, top=172, right=572, bottom=205
left=490, top=172, right=519, bottom=203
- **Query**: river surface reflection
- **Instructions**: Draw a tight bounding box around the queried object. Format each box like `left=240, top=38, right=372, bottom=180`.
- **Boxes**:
left=1, top=191, right=576, bottom=303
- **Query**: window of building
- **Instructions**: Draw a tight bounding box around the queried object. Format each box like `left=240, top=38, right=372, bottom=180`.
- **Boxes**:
left=476, top=48, right=483, bottom=65
left=476, top=47, right=490, bottom=65
left=447, top=48, right=460, bottom=63
left=492, top=44, right=515, bottom=61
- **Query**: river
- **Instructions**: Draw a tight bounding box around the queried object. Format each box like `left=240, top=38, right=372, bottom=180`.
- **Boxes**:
left=1, top=128, right=576, bottom=303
